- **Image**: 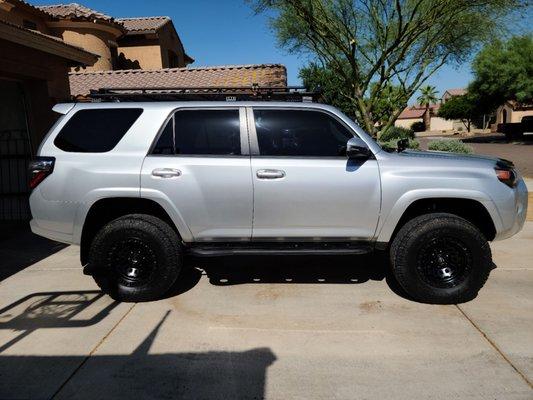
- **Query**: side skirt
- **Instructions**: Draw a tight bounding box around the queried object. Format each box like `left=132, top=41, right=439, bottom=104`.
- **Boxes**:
left=186, top=241, right=374, bottom=257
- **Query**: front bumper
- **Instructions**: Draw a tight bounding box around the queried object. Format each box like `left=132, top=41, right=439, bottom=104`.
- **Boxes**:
left=493, top=177, right=528, bottom=241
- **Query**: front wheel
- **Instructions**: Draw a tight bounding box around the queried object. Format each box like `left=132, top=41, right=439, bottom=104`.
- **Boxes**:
left=88, top=214, right=182, bottom=302
left=390, top=213, right=492, bottom=304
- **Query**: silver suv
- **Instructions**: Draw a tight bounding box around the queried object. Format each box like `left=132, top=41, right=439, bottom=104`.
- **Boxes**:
left=29, top=101, right=528, bottom=303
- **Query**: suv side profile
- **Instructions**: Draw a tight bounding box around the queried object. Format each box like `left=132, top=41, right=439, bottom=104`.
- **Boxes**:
left=29, top=101, right=528, bottom=304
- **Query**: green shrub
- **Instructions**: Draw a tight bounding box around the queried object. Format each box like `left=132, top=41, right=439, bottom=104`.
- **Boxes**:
left=379, top=138, right=420, bottom=150
left=428, top=139, right=473, bottom=154
left=379, top=126, right=415, bottom=142
left=411, top=121, right=426, bottom=132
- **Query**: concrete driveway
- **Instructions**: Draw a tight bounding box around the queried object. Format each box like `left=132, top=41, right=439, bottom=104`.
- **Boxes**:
left=0, top=225, right=532, bottom=399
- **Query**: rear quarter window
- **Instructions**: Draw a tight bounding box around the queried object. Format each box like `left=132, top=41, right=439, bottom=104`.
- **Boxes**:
left=54, top=108, right=143, bottom=152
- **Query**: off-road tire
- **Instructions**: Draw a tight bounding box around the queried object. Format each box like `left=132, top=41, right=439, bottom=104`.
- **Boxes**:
left=89, top=214, right=182, bottom=302
left=390, top=213, right=492, bottom=304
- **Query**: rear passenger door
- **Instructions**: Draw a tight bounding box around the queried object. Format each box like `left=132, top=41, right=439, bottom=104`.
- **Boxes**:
left=248, top=108, right=381, bottom=240
left=141, top=107, right=253, bottom=241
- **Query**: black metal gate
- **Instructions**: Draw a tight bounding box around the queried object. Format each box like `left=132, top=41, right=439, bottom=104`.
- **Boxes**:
left=0, top=80, right=32, bottom=221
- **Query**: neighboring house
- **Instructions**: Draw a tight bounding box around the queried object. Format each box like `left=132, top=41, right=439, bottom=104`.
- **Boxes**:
left=0, top=0, right=287, bottom=222
left=116, top=17, right=194, bottom=70
left=396, top=88, right=468, bottom=131
left=442, top=88, right=467, bottom=103
left=395, top=102, right=453, bottom=131
left=496, top=100, right=533, bottom=124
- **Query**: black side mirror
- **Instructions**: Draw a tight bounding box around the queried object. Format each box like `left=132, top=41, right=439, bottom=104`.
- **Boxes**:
left=346, top=137, right=371, bottom=160
left=397, top=138, right=409, bottom=152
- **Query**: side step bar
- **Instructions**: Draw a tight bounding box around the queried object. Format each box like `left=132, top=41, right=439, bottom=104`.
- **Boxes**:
left=187, top=242, right=373, bottom=257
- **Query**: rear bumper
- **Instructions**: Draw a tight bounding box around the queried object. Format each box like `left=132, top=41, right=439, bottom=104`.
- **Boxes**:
left=30, top=219, right=74, bottom=244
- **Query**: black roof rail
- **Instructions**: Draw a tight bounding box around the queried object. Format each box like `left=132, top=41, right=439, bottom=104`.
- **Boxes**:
left=87, top=85, right=322, bottom=102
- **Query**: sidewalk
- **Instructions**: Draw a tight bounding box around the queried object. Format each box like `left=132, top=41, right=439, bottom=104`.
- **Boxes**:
left=0, top=224, right=532, bottom=399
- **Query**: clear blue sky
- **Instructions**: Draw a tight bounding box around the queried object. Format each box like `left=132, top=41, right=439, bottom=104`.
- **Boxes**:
left=36, top=0, right=475, bottom=100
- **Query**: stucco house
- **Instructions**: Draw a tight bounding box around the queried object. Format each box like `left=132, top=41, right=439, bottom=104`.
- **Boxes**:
left=0, top=0, right=287, bottom=222
left=395, top=88, right=468, bottom=132
left=442, top=88, right=467, bottom=103
left=395, top=102, right=454, bottom=131
left=495, top=100, right=533, bottom=124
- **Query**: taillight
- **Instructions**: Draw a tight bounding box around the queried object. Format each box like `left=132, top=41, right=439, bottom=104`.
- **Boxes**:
left=28, top=157, right=55, bottom=190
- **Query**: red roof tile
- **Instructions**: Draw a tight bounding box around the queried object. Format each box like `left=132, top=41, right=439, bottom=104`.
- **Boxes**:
left=397, top=107, right=426, bottom=119
left=38, top=3, right=123, bottom=29
left=117, top=17, right=170, bottom=33
left=445, top=88, right=467, bottom=96
left=69, top=64, right=287, bottom=96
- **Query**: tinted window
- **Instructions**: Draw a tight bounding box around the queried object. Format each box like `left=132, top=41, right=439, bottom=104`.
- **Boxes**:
left=153, top=109, right=241, bottom=156
left=254, top=110, right=353, bottom=157
left=54, top=108, right=143, bottom=152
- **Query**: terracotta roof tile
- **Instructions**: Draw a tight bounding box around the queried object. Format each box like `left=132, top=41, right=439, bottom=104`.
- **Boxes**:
left=69, top=64, right=287, bottom=97
left=117, top=17, right=170, bottom=33
left=38, top=3, right=120, bottom=25
left=445, top=88, right=467, bottom=96
left=397, top=107, right=426, bottom=119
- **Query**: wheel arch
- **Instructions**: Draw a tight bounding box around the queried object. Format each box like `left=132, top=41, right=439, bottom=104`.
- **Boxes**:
left=377, top=190, right=501, bottom=246
left=79, top=197, right=188, bottom=266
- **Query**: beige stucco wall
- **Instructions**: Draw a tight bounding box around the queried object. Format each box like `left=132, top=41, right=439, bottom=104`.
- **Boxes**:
left=430, top=117, right=453, bottom=131
left=510, top=110, right=533, bottom=123
left=495, top=103, right=533, bottom=124
left=58, top=28, right=116, bottom=71
left=157, top=24, right=186, bottom=68
left=118, top=44, right=162, bottom=70
left=117, top=24, right=187, bottom=70
left=395, top=118, right=422, bottom=129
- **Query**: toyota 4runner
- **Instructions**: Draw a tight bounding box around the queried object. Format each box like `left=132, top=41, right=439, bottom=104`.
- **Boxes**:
left=29, top=101, right=528, bottom=303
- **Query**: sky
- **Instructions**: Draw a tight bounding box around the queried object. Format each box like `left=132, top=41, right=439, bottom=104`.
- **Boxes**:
left=35, top=0, right=488, bottom=102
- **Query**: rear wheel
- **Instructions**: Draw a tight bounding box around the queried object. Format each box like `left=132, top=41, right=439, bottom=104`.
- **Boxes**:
left=88, top=214, right=182, bottom=302
left=390, top=213, right=492, bottom=304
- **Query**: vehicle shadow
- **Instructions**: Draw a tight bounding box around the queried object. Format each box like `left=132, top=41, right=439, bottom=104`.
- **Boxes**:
left=0, top=298, right=275, bottom=399
left=0, top=290, right=118, bottom=352
left=167, top=252, right=412, bottom=301
left=0, top=222, right=67, bottom=281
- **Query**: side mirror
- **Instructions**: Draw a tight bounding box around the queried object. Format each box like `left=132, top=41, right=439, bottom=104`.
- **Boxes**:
left=346, top=137, right=371, bottom=160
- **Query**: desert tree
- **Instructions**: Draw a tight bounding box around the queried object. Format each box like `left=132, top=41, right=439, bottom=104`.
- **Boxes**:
left=250, top=0, right=529, bottom=136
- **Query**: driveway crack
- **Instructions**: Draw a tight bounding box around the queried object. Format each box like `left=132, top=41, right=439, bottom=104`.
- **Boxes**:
left=455, top=304, right=532, bottom=389
left=49, top=302, right=137, bottom=399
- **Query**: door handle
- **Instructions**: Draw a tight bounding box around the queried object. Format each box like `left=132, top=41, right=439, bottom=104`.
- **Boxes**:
left=256, top=169, right=285, bottom=179
left=152, top=168, right=181, bottom=178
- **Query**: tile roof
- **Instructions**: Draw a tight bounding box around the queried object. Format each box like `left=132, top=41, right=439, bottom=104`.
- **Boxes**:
left=445, top=88, right=467, bottom=96
left=117, top=17, right=170, bottom=33
left=0, top=18, right=99, bottom=64
left=8, top=0, right=51, bottom=19
left=69, top=64, right=287, bottom=96
left=38, top=3, right=118, bottom=24
left=397, top=103, right=440, bottom=119
left=397, top=107, right=426, bottom=119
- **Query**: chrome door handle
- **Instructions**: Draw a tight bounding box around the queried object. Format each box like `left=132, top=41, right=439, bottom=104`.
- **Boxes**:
left=256, top=169, right=285, bottom=179
left=152, top=168, right=181, bottom=178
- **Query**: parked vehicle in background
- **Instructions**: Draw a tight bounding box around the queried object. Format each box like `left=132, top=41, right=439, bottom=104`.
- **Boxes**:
left=29, top=99, right=528, bottom=304
left=498, top=115, right=533, bottom=140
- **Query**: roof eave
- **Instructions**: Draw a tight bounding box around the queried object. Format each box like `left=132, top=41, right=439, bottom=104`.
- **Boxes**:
left=0, top=21, right=99, bottom=66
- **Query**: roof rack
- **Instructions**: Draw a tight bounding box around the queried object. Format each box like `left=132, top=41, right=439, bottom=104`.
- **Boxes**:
left=88, top=85, right=321, bottom=102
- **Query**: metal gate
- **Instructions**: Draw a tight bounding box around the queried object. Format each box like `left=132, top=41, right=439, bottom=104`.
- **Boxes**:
left=0, top=80, right=32, bottom=221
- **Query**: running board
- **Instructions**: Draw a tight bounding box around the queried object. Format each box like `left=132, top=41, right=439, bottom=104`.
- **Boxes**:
left=187, top=242, right=373, bottom=257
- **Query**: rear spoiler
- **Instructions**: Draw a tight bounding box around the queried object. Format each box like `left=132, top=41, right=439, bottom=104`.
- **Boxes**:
left=52, top=103, right=75, bottom=115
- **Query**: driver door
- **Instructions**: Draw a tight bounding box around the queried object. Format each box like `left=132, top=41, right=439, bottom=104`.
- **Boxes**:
left=248, top=107, right=381, bottom=240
